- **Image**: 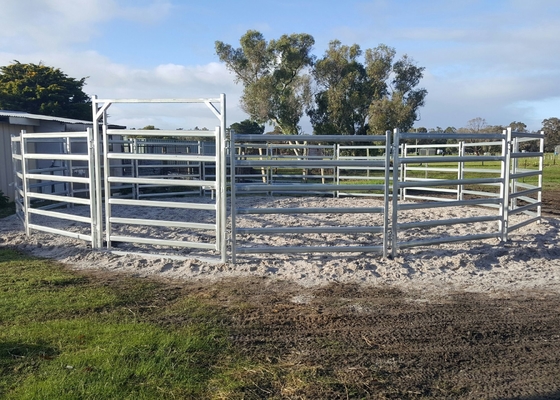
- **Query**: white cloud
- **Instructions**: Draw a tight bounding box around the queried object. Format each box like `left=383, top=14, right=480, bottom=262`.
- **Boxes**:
left=0, top=0, right=172, bottom=50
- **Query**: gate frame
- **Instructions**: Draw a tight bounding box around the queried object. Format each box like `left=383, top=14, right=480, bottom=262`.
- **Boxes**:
left=91, top=95, right=227, bottom=263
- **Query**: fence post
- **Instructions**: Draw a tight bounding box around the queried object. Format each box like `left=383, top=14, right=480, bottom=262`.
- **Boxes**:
left=229, top=131, right=237, bottom=264
left=500, top=128, right=512, bottom=241
left=537, top=130, right=544, bottom=220
left=458, top=141, right=464, bottom=201
left=19, top=130, right=30, bottom=236
left=383, top=130, right=392, bottom=258
left=391, top=128, right=401, bottom=258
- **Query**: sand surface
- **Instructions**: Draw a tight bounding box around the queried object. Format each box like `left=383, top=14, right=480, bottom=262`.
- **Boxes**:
left=1, top=196, right=559, bottom=295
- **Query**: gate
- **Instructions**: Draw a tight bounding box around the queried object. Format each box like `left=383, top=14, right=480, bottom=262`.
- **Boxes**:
left=10, top=129, right=100, bottom=246
left=91, top=96, right=227, bottom=263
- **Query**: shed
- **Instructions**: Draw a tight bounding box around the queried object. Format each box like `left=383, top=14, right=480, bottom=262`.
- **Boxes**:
left=0, top=111, right=95, bottom=201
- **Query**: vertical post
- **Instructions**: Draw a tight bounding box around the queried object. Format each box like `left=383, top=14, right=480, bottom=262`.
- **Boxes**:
left=336, top=143, right=340, bottom=198
left=91, top=96, right=104, bottom=249
left=133, top=138, right=139, bottom=200
left=102, top=107, right=111, bottom=249
left=229, top=131, right=237, bottom=264
left=383, top=130, right=392, bottom=259
left=65, top=135, right=73, bottom=208
left=500, top=128, right=512, bottom=241
left=391, top=128, right=401, bottom=258
left=511, top=136, right=519, bottom=210
left=20, top=130, right=30, bottom=236
left=219, top=93, right=227, bottom=263
left=458, top=141, right=464, bottom=201
left=86, top=128, right=96, bottom=249
left=537, top=130, right=544, bottom=220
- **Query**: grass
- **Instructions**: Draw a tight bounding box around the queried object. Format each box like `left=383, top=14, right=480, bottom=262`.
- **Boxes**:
left=0, top=249, right=258, bottom=399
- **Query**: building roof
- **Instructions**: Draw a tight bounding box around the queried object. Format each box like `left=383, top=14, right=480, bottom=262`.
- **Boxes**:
left=0, top=110, right=92, bottom=125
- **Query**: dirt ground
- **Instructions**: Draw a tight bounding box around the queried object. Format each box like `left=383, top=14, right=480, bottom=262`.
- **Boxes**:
left=197, top=279, right=560, bottom=399
left=143, top=191, right=559, bottom=399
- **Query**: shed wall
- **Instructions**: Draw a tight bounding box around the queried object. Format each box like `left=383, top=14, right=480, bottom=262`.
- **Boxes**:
left=0, top=123, right=35, bottom=201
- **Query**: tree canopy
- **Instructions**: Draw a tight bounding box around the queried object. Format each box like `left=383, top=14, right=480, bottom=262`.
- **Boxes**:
left=216, top=31, right=314, bottom=135
left=229, top=119, right=265, bottom=135
left=0, top=61, right=91, bottom=121
left=216, top=31, right=428, bottom=135
left=541, top=117, right=560, bottom=152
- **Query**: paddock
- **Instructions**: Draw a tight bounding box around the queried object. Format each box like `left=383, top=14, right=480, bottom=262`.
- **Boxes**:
left=10, top=95, right=545, bottom=264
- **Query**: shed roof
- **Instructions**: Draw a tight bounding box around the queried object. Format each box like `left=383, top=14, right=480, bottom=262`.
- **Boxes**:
left=0, top=110, right=92, bottom=125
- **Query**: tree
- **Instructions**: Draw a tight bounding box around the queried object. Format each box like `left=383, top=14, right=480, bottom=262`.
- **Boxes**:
left=0, top=61, right=91, bottom=120
left=309, top=40, right=370, bottom=135
left=509, top=121, right=527, bottom=133
left=215, top=30, right=315, bottom=135
left=308, top=42, right=428, bottom=135
left=366, top=46, right=427, bottom=134
left=230, top=119, right=265, bottom=135
left=541, top=117, right=560, bottom=152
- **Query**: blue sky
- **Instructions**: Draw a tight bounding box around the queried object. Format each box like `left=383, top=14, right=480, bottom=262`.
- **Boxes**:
left=1, top=0, right=559, bottom=132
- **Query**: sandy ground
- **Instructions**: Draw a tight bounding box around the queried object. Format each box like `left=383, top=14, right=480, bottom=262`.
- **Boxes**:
left=1, top=196, right=559, bottom=295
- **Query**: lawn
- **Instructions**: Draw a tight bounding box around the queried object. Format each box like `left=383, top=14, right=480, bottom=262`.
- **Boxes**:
left=0, top=249, right=257, bottom=399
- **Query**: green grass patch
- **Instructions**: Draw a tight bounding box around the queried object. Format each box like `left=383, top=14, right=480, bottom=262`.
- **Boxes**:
left=0, top=249, right=255, bottom=399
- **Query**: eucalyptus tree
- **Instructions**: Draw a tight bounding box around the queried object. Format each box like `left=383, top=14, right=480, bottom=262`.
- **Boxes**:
left=366, top=45, right=427, bottom=134
left=215, top=30, right=315, bottom=135
left=308, top=42, right=427, bottom=135
left=541, top=117, right=560, bottom=152
left=309, top=40, right=371, bottom=135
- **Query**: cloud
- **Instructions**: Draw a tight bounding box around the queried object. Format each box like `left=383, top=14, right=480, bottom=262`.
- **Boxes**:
left=0, top=0, right=172, bottom=50
left=0, top=47, right=246, bottom=130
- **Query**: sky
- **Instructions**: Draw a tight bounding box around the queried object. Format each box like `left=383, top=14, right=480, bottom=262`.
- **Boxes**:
left=1, top=0, right=560, bottom=132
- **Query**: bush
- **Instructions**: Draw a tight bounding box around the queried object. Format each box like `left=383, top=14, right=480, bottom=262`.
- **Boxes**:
left=0, top=190, right=9, bottom=207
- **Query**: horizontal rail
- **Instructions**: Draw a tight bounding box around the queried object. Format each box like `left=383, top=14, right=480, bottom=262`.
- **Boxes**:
left=396, top=232, right=500, bottom=249
left=108, top=235, right=216, bottom=250
left=508, top=217, right=540, bottom=232
left=96, top=98, right=221, bottom=103
left=23, top=153, right=90, bottom=161
left=509, top=202, right=541, bottom=216
left=398, top=177, right=502, bottom=188
left=236, top=207, right=385, bottom=215
left=107, top=129, right=217, bottom=138
left=233, top=134, right=387, bottom=142
left=28, top=208, right=92, bottom=224
left=399, top=155, right=503, bottom=164
left=398, top=215, right=500, bottom=230
left=21, top=132, right=89, bottom=139
left=235, top=160, right=386, bottom=168
left=400, top=132, right=504, bottom=140
left=236, top=226, right=384, bottom=235
left=110, top=217, right=215, bottom=230
left=28, top=224, right=92, bottom=242
left=235, top=245, right=385, bottom=254
left=26, top=192, right=91, bottom=205
left=25, top=173, right=90, bottom=184
left=107, top=153, right=216, bottom=162
left=510, top=170, right=541, bottom=180
left=511, top=152, right=543, bottom=159
left=108, top=176, right=216, bottom=188
left=398, top=197, right=503, bottom=211
left=236, top=183, right=385, bottom=192
left=509, top=187, right=541, bottom=199
left=108, top=198, right=216, bottom=210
